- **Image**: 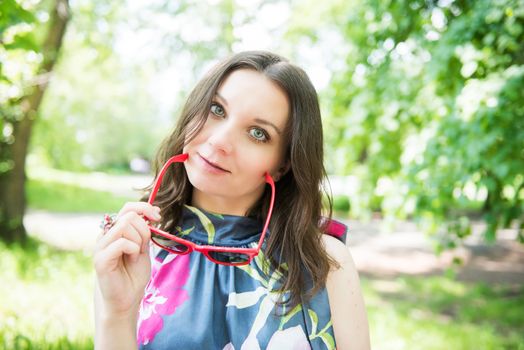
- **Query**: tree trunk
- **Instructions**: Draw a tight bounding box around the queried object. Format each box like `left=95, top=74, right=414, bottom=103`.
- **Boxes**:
left=0, top=0, right=70, bottom=243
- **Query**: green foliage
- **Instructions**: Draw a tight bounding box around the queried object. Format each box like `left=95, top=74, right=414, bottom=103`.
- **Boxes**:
left=289, top=0, right=524, bottom=246
left=409, top=68, right=524, bottom=243
left=0, top=0, right=37, bottom=49
left=29, top=0, right=295, bottom=172
left=2, top=235, right=522, bottom=350
left=0, top=238, right=94, bottom=349
left=333, top=194, right=351, bottom=212
left=26, top=178, right=134, bottom=213
left=363, top=276, right=524, bottom=349
left=5, top=0, right=523, bottom=248
left=0, top=0, right=42, bottom=177
left=32, top=46, right=162, bottom=171
left=28, top=0, right=162, bottom=171
left=2, top=0, right=149, bottom=173
left=0, top=0, right=52, bottom=106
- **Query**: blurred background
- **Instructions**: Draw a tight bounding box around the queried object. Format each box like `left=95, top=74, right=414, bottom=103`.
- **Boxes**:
left=1, top=0, right=523, bottom=349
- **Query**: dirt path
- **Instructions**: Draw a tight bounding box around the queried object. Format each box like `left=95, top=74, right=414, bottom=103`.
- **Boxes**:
left=24, top=210, right=524, bottom=285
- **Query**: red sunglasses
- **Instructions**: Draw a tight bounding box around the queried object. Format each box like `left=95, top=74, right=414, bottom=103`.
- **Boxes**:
left=147, top=153, right=275, bottom=266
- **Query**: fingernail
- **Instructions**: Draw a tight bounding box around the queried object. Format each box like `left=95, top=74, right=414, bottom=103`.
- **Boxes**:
left=153, top=212, right=161, bottom=220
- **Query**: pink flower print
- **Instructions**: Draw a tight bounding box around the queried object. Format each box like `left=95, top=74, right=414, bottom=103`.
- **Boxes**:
left=137, top=254, right=191, bottom=345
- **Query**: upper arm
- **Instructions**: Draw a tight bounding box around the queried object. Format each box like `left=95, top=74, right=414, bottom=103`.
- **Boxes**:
left=322, top=235, right=370, bottom=350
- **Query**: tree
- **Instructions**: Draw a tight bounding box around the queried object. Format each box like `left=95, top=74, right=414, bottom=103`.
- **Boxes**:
left=288, top=0, right=524, bottom=247
left=0, top=0, right=70, bottom=242
left=31, top=0, right=283, bottom=172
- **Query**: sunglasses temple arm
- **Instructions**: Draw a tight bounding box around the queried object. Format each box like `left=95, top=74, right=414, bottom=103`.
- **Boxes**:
left=147, top=153, right=189, bottom=205
left=257, top=173, right=275, bottom=248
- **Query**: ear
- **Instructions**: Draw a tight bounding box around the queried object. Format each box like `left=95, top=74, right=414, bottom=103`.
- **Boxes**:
left=273, top=161, right=290, bottom=182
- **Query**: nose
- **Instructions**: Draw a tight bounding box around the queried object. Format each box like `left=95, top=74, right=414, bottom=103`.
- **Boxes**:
left=206, top=120, right=234, bottom=155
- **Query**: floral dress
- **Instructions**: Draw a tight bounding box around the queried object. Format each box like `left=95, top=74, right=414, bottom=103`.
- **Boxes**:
left=137, top=205, right=347, bottom=350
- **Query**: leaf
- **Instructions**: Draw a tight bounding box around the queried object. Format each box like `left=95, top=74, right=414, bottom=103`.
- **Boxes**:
left=318, top=332, right=336, bottom=350
left=268, top=268, right=284, bottom=290
left=236, top=265, right=268, bottom=288
left=244, top=296, right=275, bottom=342
left=226, top=287, right=266, bottom=309
left=209, top=213, right=224, bottom=219
left=278, top=304, right=302, bottom=330
left=318, top=319, right=333, bottom=336
left=175, top=225, right=194, bottom=237
left=307, top=310, right=334, bottom=347
left=253, top=248, right=271, bottom=276
left=4, top=33, right=39, bottom=51
left=244, top=249, right=286, bottom=290
left=0, top=0, right=36, bottom=29
left=308, top=309, right=319, bottom=335
left=185, top=206, right=215, bottom=243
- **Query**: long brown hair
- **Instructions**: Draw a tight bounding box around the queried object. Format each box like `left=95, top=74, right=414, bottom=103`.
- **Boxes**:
left=146, top=51, right=336, bottom=310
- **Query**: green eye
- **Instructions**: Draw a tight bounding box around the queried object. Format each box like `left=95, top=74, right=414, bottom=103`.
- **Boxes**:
left=250, top=128, right=268, bottom=142
left=210, top=103, right=225, bottom=117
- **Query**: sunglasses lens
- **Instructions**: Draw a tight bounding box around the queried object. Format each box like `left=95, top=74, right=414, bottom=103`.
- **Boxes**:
left=208, top=251, right=251, bottom=265
left=151, top=235, right=190, bottom=254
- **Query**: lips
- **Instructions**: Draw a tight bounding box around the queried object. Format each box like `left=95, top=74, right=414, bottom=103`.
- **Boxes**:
left=198, top=154, right=230, bottom=173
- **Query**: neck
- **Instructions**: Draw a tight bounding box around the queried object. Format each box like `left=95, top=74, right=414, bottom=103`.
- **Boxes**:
left=190, top=188, right=263, bottom=216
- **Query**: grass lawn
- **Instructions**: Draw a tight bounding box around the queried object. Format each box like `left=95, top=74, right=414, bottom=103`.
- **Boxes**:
left=0, top=239, right=94, bottom=349
left=26, top=178, right=135, bottom=213
left=1, top=237, right=523, bottom=349
left=5, top=170, right=522, bottom=349
left=363, top=277, right=524, bottom=349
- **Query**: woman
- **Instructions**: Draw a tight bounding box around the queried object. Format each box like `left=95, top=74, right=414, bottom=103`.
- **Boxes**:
left=94, top=51, right=370, bottom=349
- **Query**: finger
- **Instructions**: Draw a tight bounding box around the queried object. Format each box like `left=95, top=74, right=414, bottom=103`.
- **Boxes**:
left=96, top=212, right=144, bottom=251
left=94, top=237, right=141, bottom=274
left=117, top=202, right=162, bottom=222
left=128, top=212, right=152, bottom=253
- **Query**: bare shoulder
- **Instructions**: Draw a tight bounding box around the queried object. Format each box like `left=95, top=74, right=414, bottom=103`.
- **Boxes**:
left=321, top=234, right=360, bottom=300
left=321, top=234, right=354, bottom=267
left=321, top=234, right=371, bottom=350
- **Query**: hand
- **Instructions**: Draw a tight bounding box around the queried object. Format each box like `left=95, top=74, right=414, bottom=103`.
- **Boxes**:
left=94, top=202, right=161, bottom=317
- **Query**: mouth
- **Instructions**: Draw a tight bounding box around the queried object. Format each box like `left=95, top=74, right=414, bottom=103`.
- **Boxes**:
left=198, top=154, right=231, bottom=173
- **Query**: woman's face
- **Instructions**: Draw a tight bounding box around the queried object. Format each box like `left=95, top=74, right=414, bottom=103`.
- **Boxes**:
left=183, top=69, right=289, bottom=214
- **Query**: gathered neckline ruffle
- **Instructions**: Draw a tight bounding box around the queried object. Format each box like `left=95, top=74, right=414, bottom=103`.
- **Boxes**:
left=173, top=205, right=264, bottom=247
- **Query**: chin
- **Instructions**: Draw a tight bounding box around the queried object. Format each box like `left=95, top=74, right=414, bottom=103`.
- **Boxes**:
left=187, top=172, right=226, bottom=194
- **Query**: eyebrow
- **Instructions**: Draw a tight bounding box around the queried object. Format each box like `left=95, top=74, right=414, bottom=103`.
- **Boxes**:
left=215, top=93, right=229, bottom=107
left=215, top=93, right=283, bottom=135
left=253, top=118, right=282, bottom=135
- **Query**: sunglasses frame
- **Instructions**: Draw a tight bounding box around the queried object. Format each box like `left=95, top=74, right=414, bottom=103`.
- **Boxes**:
left=146, top=153, right=275, bottom=266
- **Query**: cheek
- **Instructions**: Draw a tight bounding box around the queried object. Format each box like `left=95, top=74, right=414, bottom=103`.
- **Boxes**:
left=239, top=148, right=283, bottom=178
left=183, top=127, right=208, bottom=153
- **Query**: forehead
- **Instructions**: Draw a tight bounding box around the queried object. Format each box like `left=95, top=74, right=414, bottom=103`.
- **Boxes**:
left=217, top=69, right=289, bottom=130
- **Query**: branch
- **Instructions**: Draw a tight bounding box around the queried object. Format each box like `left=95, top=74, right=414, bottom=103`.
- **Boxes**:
left=21, top=0, right=71, bottom=115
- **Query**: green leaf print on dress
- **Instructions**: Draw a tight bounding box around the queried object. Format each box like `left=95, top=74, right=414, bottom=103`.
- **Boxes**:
left=308, top=309, right=335, bottom=349
left=138, top=205, right=340, bottom=350
left=226, top=248, right=336, bottom=349
left=175, top=226, right=194, bottom=237
left=185, top=205, right=216, bottom=243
